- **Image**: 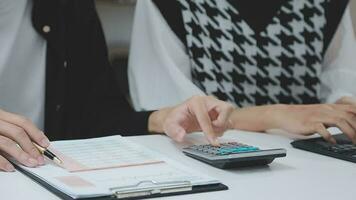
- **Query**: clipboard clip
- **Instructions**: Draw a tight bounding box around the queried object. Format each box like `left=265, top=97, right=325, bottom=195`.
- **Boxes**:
left=109, top=180, right=193, bottom=199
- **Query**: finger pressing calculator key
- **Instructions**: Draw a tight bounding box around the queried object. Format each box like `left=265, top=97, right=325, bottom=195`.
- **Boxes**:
left=183, top=143, right=286, bottom=169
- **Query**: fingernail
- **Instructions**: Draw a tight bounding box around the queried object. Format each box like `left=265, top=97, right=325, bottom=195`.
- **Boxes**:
left=37, top=156, right=45, bottom=165
left=6, top=164, right=15, bottom=172
left=211, top=138, right=220, bottom=146
left=28, top=158, right=38, bottom=166
left=41, top=137, right=50, bottom=147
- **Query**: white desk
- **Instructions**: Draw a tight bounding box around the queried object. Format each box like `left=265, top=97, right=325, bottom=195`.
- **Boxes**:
left=1, top=130, right=355, bottom=200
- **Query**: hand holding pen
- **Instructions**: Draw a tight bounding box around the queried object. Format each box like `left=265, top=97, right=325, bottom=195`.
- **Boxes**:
left=0, top=109, right=52, bottom=171
left=33, top=143, right=63, bottom=165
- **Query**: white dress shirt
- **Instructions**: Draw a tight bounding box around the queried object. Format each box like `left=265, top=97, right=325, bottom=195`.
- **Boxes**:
left=0, top=0, right=46, bottom=129
left=129, top=0, right=356, bottom=111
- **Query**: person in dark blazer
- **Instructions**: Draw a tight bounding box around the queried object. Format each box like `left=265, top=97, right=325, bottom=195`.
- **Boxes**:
left=0, top=0, right=234, bottom=172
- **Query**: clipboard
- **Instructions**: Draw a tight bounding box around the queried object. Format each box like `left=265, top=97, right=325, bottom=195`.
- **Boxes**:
left=13, top=136, right=228, bottom=199
left=15, top=164, right=228, bottom=200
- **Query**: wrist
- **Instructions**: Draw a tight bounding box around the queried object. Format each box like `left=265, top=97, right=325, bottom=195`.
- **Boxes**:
left=229, top=104, right=288, bottom=132
left=229, top=106, right=268, bottom=131
left=264, top=104, right=289, bottom=130
left=148, top=107, right=172, bottom=134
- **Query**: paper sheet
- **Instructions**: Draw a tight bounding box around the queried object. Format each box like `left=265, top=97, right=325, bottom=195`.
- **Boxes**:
left=49, top=136, right=164, bottom=172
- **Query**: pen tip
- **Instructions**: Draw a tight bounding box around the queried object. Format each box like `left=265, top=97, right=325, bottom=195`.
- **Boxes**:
left=54, top=157, right=63, bottom=165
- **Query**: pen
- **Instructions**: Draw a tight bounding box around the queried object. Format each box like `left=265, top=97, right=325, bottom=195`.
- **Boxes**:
left=32, top=143, right=63, bottom=165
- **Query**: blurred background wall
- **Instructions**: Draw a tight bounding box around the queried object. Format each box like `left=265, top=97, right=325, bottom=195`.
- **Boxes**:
left=96, top=0, right=136, bottom=59
left=351, top=0, right=356, bottom=35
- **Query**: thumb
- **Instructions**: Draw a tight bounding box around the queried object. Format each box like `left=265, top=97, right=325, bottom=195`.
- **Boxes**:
left=165, top=124, right=187, bottom=142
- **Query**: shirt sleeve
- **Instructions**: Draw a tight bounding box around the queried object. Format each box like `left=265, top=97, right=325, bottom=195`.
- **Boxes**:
left=128, top=0, right=204, bottom=111
left=321, top=6, right=356, bottom=103
left=129, top=1, right=356, bottom=109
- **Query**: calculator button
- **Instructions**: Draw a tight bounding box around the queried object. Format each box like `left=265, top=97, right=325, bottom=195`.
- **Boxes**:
left=206, top=150, right=216, bottom=154
left=248, top=147, right=260, bottom=151
left=187, top=143, right=261, bottom=156
left=235, top=148, right=250, bottom=152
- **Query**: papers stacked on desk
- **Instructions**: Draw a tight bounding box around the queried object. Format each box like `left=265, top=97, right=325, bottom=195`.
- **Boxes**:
left=15, top=136, right=222, bottom=199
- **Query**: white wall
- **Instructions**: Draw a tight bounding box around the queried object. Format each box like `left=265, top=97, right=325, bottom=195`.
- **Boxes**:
left=351, top=0, right=356, bottom=35
left=96, top=0, right=136, bottom=58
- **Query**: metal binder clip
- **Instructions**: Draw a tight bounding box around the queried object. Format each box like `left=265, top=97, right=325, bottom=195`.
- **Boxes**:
left=109, top=180, right=193, bottom=199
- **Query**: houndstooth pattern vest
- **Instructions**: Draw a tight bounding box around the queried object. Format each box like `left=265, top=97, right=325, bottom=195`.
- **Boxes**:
left=178, top=0, right=330, bottom=107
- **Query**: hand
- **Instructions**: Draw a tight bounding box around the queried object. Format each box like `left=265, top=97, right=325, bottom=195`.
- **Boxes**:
left=230, top=104, right=356, bottom=144
left=0, top=109, right=50, bottom=172
left=149, top=96, right=234, bottom=145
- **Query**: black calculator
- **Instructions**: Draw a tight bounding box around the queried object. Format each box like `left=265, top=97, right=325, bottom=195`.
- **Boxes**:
left=182, top=142, right=287, bottom=169
left=291, top=134, right=356, bottom=163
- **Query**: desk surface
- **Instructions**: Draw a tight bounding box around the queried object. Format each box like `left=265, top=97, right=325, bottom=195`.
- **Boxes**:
left=1, top=130, right=355, bottom=200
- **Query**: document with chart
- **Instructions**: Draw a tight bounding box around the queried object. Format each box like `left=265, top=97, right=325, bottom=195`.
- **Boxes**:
left=13, top=135, right=227, bottom=200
